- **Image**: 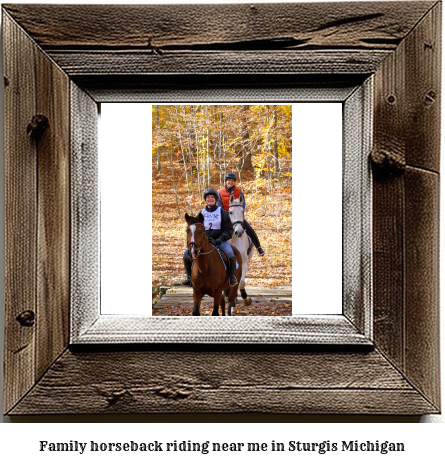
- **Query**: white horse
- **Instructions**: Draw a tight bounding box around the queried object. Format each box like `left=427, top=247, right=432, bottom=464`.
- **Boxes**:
left=228, top=194, right=253, bottom=305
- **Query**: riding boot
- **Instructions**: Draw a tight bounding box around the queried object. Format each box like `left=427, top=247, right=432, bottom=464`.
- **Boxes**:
left=243, top=220, right=265, bottom=256
left=250, top=231, right=265, bottom=256
left=229, top=257, right=238, bottom=287
left=181, top=256, right=192, bottom=286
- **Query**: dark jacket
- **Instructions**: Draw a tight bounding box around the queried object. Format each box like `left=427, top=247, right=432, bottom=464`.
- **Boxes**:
left=201, top=205, right=233, bottom=242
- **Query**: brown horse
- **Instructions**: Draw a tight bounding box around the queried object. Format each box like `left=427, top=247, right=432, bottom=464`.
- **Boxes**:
left=185, top=212, right=242, bottom=316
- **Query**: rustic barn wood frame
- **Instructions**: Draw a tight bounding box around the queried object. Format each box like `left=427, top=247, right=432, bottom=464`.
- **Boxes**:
left=3, top=2, right=440, bottom=415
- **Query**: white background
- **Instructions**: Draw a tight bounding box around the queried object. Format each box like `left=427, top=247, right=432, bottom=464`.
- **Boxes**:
left=0, top=0, right=444, bottom=458
left=293, top=103, right=342, bottom=314
left=99, top=103, right=152, bottom=315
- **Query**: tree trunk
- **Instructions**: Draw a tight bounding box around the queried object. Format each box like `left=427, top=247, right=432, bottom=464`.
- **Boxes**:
left=218, top=127, right=222, bottom=186
left=174, top=106, right=192, bottom=213
left=273, top=105, right=280, bottom=177
left=238, top=104, right=253, bottom=170
left=156, top=105, right=161, bottom=170
left=169, top=144, right=181, bottom=218
left=205, top=128, right=209, bottom=188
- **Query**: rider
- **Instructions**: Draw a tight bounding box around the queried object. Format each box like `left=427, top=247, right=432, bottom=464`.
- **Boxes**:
left=218, top=172, right=265, bottom=256
left=182, top=188, right=239, bottom=288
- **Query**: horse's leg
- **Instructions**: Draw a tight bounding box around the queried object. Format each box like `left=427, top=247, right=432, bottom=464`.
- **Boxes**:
left=192, top=291, right=202, bottom=316
left=239, top=252, right=252, bottom=305
left=226, top=286, right=236, bottom=316
left=221, top=291, right=226, bottom=316
left=227, top=296, right=234, bottom=316
left=240, top=288, right=252, bottom=305
left=212, top=292, right=221, bottom=316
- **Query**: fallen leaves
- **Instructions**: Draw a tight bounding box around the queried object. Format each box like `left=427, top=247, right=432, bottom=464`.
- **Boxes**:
left=153, top=301, right=292, bottom=317
left=152, top=150, right=292, bottom=316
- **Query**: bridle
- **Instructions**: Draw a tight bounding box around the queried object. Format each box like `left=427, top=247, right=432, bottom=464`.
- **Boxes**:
left=229, top=203, right=245, bottom=229
left=187, top=223, right=216, bottom=259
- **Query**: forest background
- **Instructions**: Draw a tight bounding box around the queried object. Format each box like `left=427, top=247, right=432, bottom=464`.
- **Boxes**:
left=152, top=104, right=292, bottom=315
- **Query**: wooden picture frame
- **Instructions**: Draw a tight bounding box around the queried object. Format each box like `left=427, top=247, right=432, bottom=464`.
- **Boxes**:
left=3, top=2, right=440, bottom=415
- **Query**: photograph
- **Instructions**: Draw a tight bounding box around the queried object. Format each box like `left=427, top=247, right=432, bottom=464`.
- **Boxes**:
left=151, top=104, right=293, bottom=317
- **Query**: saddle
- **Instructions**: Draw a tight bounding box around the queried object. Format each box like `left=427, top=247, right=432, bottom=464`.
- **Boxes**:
left=208, top=239, right=239, bottom=273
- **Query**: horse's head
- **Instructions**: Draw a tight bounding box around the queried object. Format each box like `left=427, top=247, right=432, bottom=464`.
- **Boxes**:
left=185, top=212, right=206, bottom=259
left=229, top=194, right=245, bottom=237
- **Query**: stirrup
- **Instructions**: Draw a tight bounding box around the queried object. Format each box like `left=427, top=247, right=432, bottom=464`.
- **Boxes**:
left=229, top=275, right=238, bottom=288
left=257, top=247, right=265, bottom=256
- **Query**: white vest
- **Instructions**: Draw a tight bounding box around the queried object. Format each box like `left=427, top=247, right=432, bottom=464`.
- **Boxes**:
left=201, top=207, right=222, bottom=231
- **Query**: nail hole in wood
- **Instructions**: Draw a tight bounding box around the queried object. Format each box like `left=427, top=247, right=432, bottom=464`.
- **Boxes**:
left=425, top=90, right=436, bottom=105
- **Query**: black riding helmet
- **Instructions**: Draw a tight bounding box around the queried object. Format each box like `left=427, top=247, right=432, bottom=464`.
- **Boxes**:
left=204, top=188, right=219, bottom=202
left=225, top=172, right=237, bottom=182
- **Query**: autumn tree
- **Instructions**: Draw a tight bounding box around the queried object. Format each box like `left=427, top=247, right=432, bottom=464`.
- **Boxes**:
left=152, top=104, right=292, bottom=216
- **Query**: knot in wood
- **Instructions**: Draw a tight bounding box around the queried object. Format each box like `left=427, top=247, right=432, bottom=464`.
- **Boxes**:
left=27, top=115, right=49, bottom=140
left=16, top=310, right=35, bottom=327
left=105, top=390, right=128, bottom=405
left=370, top=149, right=405, bottom=178
left=154, top=386, right=191, bottom=400
left=96, top=386, right=130, bottom=405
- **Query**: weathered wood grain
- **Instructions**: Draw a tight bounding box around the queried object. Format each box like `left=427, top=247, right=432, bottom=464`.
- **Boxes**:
left=2, top=2, right=435, bottom=49
left=372, top=175, right=405, bottom=370
left=35, top=41, right=71, bottom=381
left=3, top=11, right=72, bottom=413
left=372, top=1, right=441, bottom=172
left=8, top=349, right=438, bottom=415
left=47, top=50, right=391, bottom=76
left=404, top=167, right=440, bottom=409
left=343, top=81, right=373, bottom=336
left=404, top=2, right=441, bottom=172
left=3, top=13, right=38, bottom=414
left=76, top=316, right=370, bottom=346
left=76, top=74, right=365, bottom=103
left=4, top=1, right=433, bottom=78
left=371, top=2, right=441, bottom=412
left=70, top=83, right=100, bottom=340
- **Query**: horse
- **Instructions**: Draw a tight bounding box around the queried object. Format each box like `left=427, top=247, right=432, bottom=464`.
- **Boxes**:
left=228, top=194, right=253, bottom=305
left=185, top=212, right=242, bottom=316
